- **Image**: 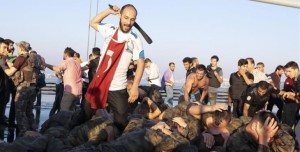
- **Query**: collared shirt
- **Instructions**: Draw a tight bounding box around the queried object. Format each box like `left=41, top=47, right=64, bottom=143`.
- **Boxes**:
left=56, top=58, right=82, bottom=96
left=145, top=63, right=161, bottom=87
left=163, top=68, right=174, bottom=86
left=252, top=69, right=272, bottom=83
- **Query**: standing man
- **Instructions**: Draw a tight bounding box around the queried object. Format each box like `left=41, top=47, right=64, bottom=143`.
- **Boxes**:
left=87, top=47, right=101, bottom=83
left=282, top=61, right=300, bottom=126
left=85, top=4, right=145, bottom=131
left=229, top=59, right=254, bottom=117
left=246, top=57, right=272, bottom=84
left=267, top=65, right=284, bottom=120
left=207, top=55, right=223, bottom=105
left=161, top=62, right=175, bottom=107
left=144, top=58, right=161, bottom=98
left=0, top=38, right=8, bottom=127
left=45, top=47, right=82, bottom=111
left=4, top=39, right=17, bottom=125
left=0, top=41, right=37, bottom=136
left=183, top=64, right=209, bottom=103
left=182, top=57, right=195, bottom=78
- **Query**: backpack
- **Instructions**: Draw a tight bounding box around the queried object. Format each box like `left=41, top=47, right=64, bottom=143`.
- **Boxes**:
left=36, top=70, right=46, bottom=88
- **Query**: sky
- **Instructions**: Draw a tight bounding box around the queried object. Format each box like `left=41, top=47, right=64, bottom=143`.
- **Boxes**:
left=1, top=0, right=300, bottom=82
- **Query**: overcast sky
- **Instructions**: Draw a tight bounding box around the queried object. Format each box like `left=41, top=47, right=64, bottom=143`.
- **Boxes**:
left=1, top=0, right=299, bottom=82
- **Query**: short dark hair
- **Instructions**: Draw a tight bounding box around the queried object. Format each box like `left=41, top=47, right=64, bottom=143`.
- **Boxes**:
left=257, top=80, right=269, bottom=90
left=238, top=58, right=248, bottom=66
left=64, top=47, right=75, bottom=57
left=121, top=4, right=138, bottom=16
left=195, top=64, right=207, bottom=73
left=74, top=52, right=80, bottom=58
left=284, top=61, right=299, bottom=70
left=0, top=38, right=9, bottom=45
left=246, top=57, right=255, bottom=65
left=182, top=57, right=192, bottom=64
left=92, top=47, right=101, bottom=56
left=169, top=62, right=175, bottom=66
left=213, top=110, right=231, bottom=126
left=257, top=62, right=264, bottom=67
left=5, top=39, right=14, bottom=44
left=253, top=111, right=279, bottom=126
left=145, top=58, right=152, bottom=63
left=275, top=65, right=284, bottom=72
left=211, top=55, right=219, bottom=62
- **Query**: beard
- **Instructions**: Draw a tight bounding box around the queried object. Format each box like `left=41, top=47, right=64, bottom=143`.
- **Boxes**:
left=119, top=20, right=132, bottom=33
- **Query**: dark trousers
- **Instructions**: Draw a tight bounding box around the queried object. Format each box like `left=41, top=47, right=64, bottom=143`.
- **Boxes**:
left=232, top=99, right=243, bottom=118
left=49, top=83, right=64, bottom=117
left=267, top=94, right=283, bottom=120
left=80, top=82, right=89, bottom=109
left=282, top=102, right=299, bottom=127
left=107, top=89, right=129, bottom=131
left=35, top=88, right=42, bottom=106
left=68, top=89, right=129, bottom=132
left=60, top=91, right=80, bottom=111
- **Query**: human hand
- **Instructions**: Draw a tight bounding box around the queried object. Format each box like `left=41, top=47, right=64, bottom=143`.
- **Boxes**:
left=213, top=103, right=227, bottom=111
left=214, top=71, right=218, bottom=76
left=202, top=132, right=215, bottom=149
left=256, top=117, right=279, bottom=144
left=172, top=117, right=187, bottom=128
left=128, top=85, right=138, bottom=103
left=151, top=122, right=170, bottom=130
left=108, top=5, right=120, bottom=16
left=282, top=92, right=295, bottom=100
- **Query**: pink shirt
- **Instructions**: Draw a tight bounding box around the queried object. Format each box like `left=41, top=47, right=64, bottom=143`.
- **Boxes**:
left=56, top=58, right=82, bottom=96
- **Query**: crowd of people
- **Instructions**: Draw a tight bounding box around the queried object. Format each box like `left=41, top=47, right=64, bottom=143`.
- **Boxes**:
left=0, top=3, right=299, bottom=152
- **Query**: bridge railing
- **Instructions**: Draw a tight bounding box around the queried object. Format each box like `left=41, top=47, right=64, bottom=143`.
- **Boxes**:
left=42, top=83, right=229, bottom=104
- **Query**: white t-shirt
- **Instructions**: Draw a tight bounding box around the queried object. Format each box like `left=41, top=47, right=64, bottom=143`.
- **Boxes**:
left=97, top=23, right=144, bottom=90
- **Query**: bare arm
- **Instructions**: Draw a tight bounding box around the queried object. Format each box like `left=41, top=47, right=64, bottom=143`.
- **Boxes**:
left=199, top=77, right=209, bottom=102
left=89, top=6, right=120, bottom=31
left=243, top=103, right=250, bottom=116
left=44, top=63, right=60, bottom=72
left=128, top=58, right=144, bottom=103
left=3, top=66, right=17, bottom=77
left=214, top=71, right=223, bottom=84
left=184, top=75, right=194, bottom=102
left=147, top=98, right=161, bottom=119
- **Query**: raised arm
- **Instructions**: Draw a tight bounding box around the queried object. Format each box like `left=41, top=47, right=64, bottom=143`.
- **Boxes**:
left=89, top=5, right=120, bottom=31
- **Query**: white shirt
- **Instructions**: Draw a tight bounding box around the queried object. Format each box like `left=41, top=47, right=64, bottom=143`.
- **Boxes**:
left=80, top=61, right=89, bottom=83
left=253, top=69, right=273, bottom=83
left=145, top=63, right=161, bottom=87
left=97, top=23, right=144, bottom=90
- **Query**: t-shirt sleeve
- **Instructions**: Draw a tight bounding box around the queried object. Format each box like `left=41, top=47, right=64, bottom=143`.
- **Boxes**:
left=131, top=34, right=144, bottom=61
left=245, top=91, right=254, bottom=104
left=97, top=23, right=115, bottom=39
left=13, top=56, right=26, bottom=70
left=218, top=69, right=223, bottom=77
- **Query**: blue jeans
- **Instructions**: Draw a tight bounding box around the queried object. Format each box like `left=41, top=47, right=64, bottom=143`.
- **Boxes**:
left=164, top=85, right=174, bottom=107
